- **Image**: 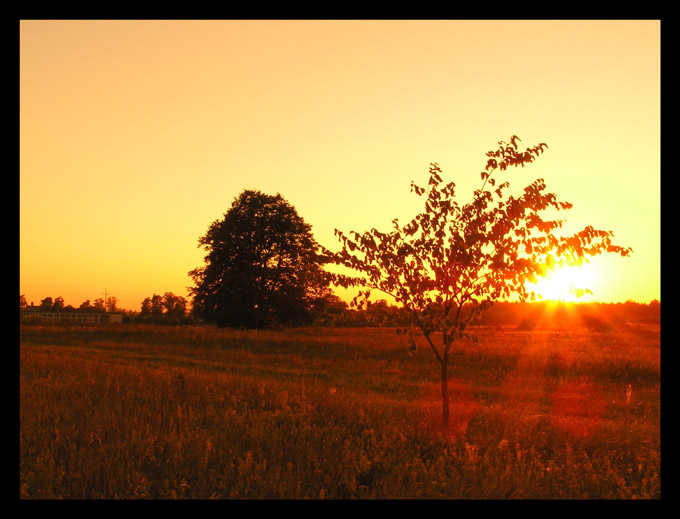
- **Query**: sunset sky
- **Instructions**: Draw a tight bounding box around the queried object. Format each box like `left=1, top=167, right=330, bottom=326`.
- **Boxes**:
left=20, top=20, right=660, bottom=311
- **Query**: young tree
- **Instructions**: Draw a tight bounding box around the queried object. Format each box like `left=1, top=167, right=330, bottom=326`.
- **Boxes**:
left=189, top=190, right=331, bottom=328
left=327, top=136, right=632, bottom=427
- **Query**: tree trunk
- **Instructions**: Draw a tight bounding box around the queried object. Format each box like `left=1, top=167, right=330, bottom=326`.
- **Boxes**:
left=441, top=357, right=450, bottom=427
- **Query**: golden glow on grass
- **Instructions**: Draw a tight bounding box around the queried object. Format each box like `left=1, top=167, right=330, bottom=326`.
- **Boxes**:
left=550, top=379, right=607, bottom=438
left=20, top=324, right=660, bottom=498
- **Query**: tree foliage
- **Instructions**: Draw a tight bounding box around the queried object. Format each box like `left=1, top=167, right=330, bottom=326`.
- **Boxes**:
left=326, top=136, right=632, bottom=426
left=189, top=190, right=331, bottom=328
left=138, top=292, right=190, bottom=324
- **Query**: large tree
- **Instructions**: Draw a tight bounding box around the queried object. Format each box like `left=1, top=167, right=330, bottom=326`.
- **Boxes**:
left=189, top=190, right=331, bottom=328
left=327, top=136, right=632, bottom=427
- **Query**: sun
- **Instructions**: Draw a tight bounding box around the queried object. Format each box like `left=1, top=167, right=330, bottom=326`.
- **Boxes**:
left=530, top=263, right=596, bottom=303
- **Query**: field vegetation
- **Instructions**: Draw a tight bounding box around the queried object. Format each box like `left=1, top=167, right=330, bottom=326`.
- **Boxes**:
left=20, top=312, right=660, bottom=499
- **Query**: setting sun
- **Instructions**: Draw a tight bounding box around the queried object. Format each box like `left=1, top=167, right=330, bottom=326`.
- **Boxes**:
left=530, top=263, right=597, bottom=303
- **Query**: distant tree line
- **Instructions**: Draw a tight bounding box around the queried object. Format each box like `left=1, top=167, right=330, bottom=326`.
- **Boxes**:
left=136, top=292, right=192, bottom=325
left=310, top=297, right=660, bottom=328
left=469, top=299, right=660, bottom=329
left=20, top=294, right=121, bottom=313
left=20, top=292, right=193, bottom=325
left=309, top=295, right=410, bottom=327
left=19, top=291, right=659, bottom=328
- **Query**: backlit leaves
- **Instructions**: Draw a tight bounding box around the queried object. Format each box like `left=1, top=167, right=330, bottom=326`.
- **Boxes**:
left=325, top=136, right=631, bottom=363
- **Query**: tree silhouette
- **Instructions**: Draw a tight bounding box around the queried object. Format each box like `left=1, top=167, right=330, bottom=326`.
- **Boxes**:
left=140, top=294, right=165, bottom=318
left=189, top=190, right=331, bottom=328
left=162, top=292, right=188, bottom=321
left=327, top=136, right=632, bottom=427
left=138, top=292, right=189, bottom=324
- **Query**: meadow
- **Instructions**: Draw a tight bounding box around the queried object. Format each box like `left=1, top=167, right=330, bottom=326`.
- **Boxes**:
left=19, top=318, right=660, bottom=499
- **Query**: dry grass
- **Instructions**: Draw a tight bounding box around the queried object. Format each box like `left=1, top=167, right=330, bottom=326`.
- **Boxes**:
left=20, top=320, right=660, bottom=499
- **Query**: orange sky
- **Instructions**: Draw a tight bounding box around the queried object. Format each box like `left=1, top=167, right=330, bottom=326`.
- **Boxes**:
left=20, top=20, right=660, bottom=311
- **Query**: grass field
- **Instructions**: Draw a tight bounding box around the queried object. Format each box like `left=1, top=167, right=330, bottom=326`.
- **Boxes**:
left=19, top=320, right=660, bottom=499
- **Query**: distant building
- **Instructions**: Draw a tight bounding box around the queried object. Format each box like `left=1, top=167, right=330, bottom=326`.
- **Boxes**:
left=20, top=303, right=123, bottom=324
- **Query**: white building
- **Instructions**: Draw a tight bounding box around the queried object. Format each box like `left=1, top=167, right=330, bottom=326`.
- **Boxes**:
left=21, top=304, right=123, bottom=323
